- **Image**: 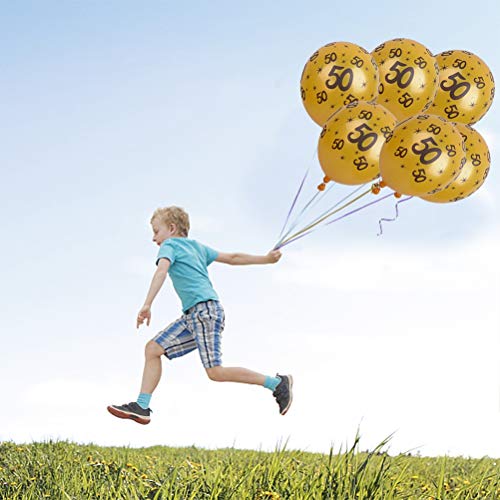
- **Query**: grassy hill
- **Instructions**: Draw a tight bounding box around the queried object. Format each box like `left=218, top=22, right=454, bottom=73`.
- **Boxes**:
left=1, top=436, right=499, bottom=499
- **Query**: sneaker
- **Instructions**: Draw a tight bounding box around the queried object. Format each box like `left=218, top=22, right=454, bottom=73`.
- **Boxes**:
left=107, top=402, right=152, bottom=425
left=273, top=374, right=293, bottom=415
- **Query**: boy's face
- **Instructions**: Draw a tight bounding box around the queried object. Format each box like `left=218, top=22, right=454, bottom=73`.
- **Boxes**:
left=152, top=218, right=178, bottom=246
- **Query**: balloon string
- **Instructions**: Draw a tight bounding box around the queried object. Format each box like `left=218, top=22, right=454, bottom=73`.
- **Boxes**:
left=278, top=191, right=394, bottom=249
left=275, top=182, right=335, bottom=248
left=274, top=182, right=368, bottom=249
left=276, top=165, right=310, bottom=243
left=276, top=187, right=373, bottom=249
left=377, top=196, right=413, bottom=236
left=304, top=182, right=368, bottom=232
left=276, top=148, right=322, bottom=243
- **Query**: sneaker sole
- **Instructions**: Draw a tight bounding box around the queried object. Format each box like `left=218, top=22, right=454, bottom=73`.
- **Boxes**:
left=107, top=405, right=150, bottom=425
left=280, top=375, right=293, bottom=416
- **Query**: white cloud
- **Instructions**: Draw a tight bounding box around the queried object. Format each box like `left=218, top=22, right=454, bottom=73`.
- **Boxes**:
left=273, top=235, right=500, bottom=293
left=7, top=323, right=500, bottom=458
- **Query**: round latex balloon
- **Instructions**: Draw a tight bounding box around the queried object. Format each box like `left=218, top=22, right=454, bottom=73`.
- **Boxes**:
left=371, top=38, right=439, bottom=122
left=379, top=114, right=466, bottom=196
left=420, top=123, right=490, bottom=203
left=318, top=101, right=397, bottom=185
left=429, top=50, right=495, bottom=125
left=300, top=41, right=379, bottom=126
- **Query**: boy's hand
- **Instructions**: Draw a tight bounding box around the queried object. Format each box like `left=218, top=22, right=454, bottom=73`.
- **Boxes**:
left=137, top=305, right=151, bottom=329
left=267, top=249, right=282, bottom=264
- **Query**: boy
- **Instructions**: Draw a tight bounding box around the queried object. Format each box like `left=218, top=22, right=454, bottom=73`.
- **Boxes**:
left=107, top=206, right=293, bottom=424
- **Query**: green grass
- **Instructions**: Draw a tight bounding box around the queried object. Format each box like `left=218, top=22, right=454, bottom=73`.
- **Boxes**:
left=1, top=434, right=499, bottom=499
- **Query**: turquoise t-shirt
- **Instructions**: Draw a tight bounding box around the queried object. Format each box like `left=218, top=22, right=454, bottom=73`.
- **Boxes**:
left=156, top=237, right=219, bottom=312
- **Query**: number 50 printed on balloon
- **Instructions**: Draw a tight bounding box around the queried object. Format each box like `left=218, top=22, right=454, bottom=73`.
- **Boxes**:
left=318, top=101, right=397, bottom=186
left=379, top=115, right=466, bottom=196
left=300, top=41, right=379, bottom=127
left=371, top=38, right=439, bottom=122
left=430, top=50, right=495, bottom=125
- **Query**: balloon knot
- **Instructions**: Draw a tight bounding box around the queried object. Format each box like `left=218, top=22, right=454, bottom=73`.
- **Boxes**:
left=379, top=180, right=387, bottom=188
left=394, top=192, right=402, bottom=198
left=317, top=183, right=326, bottom=191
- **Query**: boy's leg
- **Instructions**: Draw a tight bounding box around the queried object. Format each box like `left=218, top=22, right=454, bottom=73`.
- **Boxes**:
left=107, top=341, right=164, bottom=425
left=136, top=319, right=197, bottom=404
left=108, top=315, right=195, bottom=424
left=205, top=366, right=293, bottom=415
left=205, top=366, right=266, bottom=385
left=139, top=315, right=197, bottom=397
left=190, top=301, right=294, bottom=415
left=140, top=340, right=166, bottom=394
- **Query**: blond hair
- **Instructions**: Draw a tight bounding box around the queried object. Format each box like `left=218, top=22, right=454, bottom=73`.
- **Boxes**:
left=150, top=206, right=190, bottom=237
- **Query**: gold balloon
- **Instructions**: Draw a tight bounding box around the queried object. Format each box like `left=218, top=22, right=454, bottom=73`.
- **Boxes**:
left=318, top=101, right=397, bottom=185
left=372, top=38, right=439, bottom=122
left=429, top=50, right=495, bottom=125
left=300, top=41, right=379, bottom=126
left=379, top=114, right=466, bottom=196
left=420, top=123, right=490, bottom=203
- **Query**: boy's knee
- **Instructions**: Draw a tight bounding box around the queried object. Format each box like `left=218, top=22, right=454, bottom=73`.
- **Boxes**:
left=206, top=366, right=224, bottom=382
left=145, top=340, right=164, bottom=358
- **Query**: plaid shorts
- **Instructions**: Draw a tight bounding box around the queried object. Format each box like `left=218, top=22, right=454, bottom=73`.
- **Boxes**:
left=153, top=300, right=225, bottom=368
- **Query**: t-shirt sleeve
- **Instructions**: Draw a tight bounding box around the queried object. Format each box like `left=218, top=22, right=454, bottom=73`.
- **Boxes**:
left=156, top=241, right=176, bottom=266
left=204, top=245, right=219, bottom=266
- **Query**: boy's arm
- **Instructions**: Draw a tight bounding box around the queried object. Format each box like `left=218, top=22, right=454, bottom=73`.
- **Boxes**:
left=215, top=250, right=281, bottom=266
left=143, top=258, right=170, bottom=306
left=137, top=258, right=170, bottom=328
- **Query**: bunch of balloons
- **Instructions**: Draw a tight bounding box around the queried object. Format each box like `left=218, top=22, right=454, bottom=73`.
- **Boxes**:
left=301, top=38, right=494, bottom=201
left=275, top=38, right=494, bottom=249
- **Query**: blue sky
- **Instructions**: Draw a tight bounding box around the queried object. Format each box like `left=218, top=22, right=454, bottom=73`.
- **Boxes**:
left=1, top=0, right=499, bottom=457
